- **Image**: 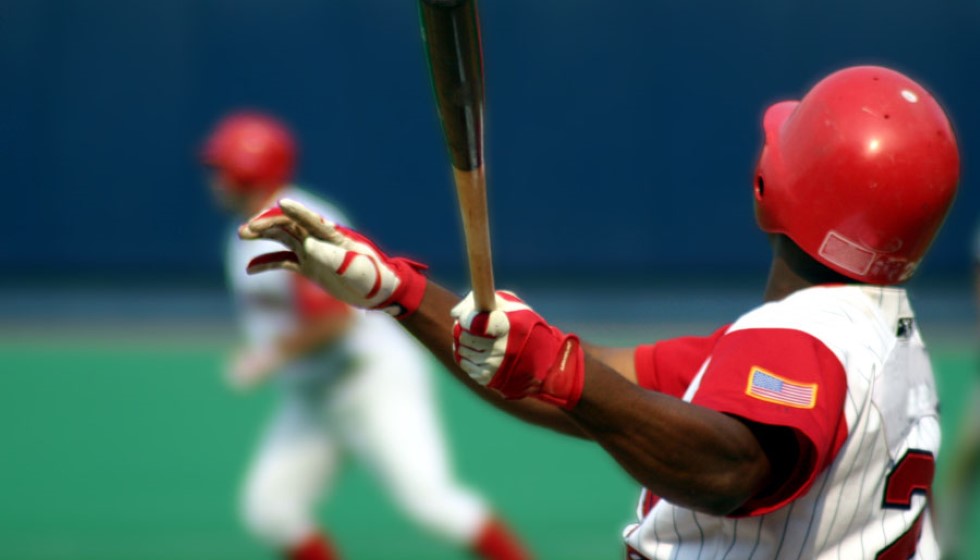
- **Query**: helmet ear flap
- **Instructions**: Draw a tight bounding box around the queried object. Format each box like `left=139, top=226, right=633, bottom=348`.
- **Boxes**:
left=754, top=100, right=796, bottom=234
left=754, top=150, right=767, bottom=201
left=753, top=145, right=779, bottom=233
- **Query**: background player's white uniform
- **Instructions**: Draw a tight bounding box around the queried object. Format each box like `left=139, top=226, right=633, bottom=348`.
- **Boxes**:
left=226, top=186, right=490, bottom=549
left=626, top=285, right=940, bottom=559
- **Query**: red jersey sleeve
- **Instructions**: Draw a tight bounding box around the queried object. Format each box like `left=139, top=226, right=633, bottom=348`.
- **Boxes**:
left=690, top=328, right=848, bottom=516
left=292, top=275, right=351, bottom=322
left=633, top=325, right=729, bottom=397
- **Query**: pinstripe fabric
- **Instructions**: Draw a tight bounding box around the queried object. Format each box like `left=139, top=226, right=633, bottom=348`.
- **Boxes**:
left=624, top=286, right=940, bottom=559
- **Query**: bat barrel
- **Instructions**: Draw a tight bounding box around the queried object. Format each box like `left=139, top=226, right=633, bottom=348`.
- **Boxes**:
left=419, top=0, right=484, bottom=171
left=420, top=0, right=495, bottom=312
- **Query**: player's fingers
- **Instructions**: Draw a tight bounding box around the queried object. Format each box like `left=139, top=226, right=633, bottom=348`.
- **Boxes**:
left=242, top=206, right=295, bottom=235
left=452, top=293, right=524, bottom=337
left=239, top=223, right=303, bottom=255
left=242, top=214, right=307, bottom=242
left=451, top=294, right=489, bottom=332
left=451, top=292, right=476, bottom=319
left=457, top=329, right=495, bottom=352
left=474, top=310, right=511, bottom=338
left=237, top=222, right=259, bottom=240
left=304, top=237, right=353, bottom=272
left=264, top=226, right=306, bottom=253
left=246, top=251, right=301, bottom=275
left=279, top=199, right=342, bottom=243
left=456, top=340, right=492, bottom=363
left=457, top=357, right=496, bottom=385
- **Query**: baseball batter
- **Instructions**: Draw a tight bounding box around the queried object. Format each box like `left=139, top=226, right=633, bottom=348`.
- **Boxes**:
left=240, top=66, right=958, bottom=559
left=202, top=112, right=531, bottom=560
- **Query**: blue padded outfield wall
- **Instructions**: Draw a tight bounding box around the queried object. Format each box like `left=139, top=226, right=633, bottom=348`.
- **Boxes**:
left=4, top=0, right=978, bottom=282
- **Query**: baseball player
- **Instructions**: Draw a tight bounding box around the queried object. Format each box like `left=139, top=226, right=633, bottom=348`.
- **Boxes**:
left=240, top=66, right=958, bottom=559
left=201, top=112, right=531, bottom=560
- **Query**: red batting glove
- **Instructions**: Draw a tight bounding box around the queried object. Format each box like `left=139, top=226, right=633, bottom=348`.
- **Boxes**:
left=240, top=199, right=428, bottom=319
left=451, top=291, right=585, bottom=410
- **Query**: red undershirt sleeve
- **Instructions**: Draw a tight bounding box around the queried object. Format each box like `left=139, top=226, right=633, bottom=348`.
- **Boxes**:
left=633, top=325, right=730, bottom=397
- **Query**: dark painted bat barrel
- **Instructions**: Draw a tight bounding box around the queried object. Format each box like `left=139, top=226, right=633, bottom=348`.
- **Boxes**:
left=419, top=0, right=484, bottom=172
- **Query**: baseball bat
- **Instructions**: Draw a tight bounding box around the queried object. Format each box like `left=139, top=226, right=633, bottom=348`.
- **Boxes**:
left=418, top=0, right=496, bottom=312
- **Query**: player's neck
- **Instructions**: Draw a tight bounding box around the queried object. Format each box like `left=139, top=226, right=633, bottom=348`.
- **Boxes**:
left=763, top=235, right=855, bottom=302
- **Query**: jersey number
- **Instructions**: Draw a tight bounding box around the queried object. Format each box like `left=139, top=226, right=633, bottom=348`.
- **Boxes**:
left=876, top=449, right=935, bottom=560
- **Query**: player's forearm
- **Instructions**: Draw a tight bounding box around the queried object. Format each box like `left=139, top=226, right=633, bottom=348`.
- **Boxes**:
left=567, top=354, right=771, bottom=515
left=277, top=313, right=353, bottom=361
left=402, top=282, right=588, bottom=438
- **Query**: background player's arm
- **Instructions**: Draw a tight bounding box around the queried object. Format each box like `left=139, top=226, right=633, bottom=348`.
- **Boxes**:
left=227, top=272, right=354, bottom=389
left=229, top=310, right=354, bottom=389
left=276, top=276, right=355, bottom=361
left=274, top=310, right=353, bottom=361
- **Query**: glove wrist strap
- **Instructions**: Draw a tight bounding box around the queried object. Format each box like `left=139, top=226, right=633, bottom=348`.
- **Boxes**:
left=381, top=258, right=429, bottom=320
left=534, top=333, right=585, bottom=410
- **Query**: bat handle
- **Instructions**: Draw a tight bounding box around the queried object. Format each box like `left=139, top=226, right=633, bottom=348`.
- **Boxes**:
left=453, top=166, right=496, bottom=312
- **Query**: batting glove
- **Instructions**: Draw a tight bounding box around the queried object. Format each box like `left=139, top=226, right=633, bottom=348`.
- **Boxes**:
left=239, top=199, right=428, bottom=319
left=452, top=291, right=585, bottom=410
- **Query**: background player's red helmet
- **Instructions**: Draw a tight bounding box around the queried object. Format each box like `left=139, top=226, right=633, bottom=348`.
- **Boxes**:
left=202, top=112, right=296, bottom=193
left=754, top=66, right=959, bottom=285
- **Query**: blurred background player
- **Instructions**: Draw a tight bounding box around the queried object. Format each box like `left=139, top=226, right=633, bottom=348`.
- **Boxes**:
left=201, top=111, right=531, bottom=560
left=938, top=220, right=980, bottom=558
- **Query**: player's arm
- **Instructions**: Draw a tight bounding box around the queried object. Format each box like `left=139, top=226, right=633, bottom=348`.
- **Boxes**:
left=227, top=272, right=353, bottom=390
left=452, top=291, right=786, bottom=516
left=274, top=306, right=352, bottom=361
left=236, top=200, right=786, bottom=513
left=569, top=354, right=787, bottom=515
left=581, top=343, right=637, bottom=384
left=237, top=200, right=642, bottom=437
left=228, top=307, right=353, bottom=392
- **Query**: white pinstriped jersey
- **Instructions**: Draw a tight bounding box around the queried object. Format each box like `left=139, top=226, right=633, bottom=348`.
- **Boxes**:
left=626, top=285, right=940, bottom=559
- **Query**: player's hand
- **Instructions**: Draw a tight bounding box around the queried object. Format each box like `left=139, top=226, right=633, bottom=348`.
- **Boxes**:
left=239, top=199, right=428, bottom=319
left=226, top=347, right=284, bottom=391
left=451, top=291, right=585, bottom=410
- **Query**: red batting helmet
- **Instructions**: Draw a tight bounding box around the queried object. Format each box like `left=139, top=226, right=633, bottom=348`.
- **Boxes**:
left=202, top=112, right=296, bottom=193
left=754, top=66, right=959, bottom=284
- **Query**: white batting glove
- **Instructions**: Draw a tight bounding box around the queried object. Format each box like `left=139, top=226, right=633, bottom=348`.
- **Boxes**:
left=451, top=291, right=585, bottom=410
left=240, top=199, right=428, bottom=318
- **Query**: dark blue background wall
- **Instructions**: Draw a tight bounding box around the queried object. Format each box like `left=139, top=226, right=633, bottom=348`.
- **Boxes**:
left=4, top=0, right=978, bottom=283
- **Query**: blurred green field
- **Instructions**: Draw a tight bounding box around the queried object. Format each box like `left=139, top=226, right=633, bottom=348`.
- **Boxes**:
left=0, top=336, right=977, bottom=559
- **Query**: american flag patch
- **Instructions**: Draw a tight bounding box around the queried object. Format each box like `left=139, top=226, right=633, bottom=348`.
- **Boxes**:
left=745, top=367, right=817, bottom=409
